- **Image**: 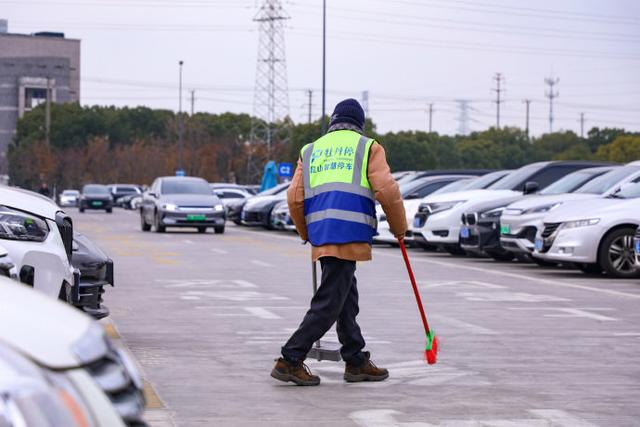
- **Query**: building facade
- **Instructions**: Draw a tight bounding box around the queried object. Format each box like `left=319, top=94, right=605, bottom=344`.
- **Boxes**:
left=0, top=21, right=80, bottom=174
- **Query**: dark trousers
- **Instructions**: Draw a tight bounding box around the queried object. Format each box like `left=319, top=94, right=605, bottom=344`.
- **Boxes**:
left=281, top=257, right=366, bottom=366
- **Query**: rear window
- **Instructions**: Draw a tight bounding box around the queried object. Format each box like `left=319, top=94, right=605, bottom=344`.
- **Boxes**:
left=161, top=179, right=211, bottom=195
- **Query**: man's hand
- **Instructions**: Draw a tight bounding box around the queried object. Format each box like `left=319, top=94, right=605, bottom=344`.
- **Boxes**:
left=396, top=235, right=404, bottom=243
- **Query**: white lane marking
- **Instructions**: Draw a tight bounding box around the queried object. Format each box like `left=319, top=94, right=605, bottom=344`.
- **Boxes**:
left=349, top=409, right=598, bottom=427
left=183, top=239, right=195, bottom=244
left=509, top=307, right=618, bottom=322
left=456, top=291, right=570, bottom=303
left=251, top=260, right=273, bottom=268
left=233, top=280, right=258, bottom=288
left=432, top=314, right=497, bottom=335
left=244, top=307, right=281, bottom=319
left=160, top=279, right=257, bottom=289
left=197, top=305, right=307, bottom=310
left=230, top=226, right=300, bottom=242
left=211, top=248, right=228, bottom=254
left=180, top=295, right=201, bottom=300
left=180, top=290, right=288, bottom=302
left=376, top=251, right=640, bottom=300
left=614, top=332, right=640, bottom=336
left=418, top=280, right=506, bottom=290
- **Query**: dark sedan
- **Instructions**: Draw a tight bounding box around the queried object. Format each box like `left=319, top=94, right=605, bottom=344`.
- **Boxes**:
left=71, top=232, right=113, bottom=319
left=140, top=176, right=226, bottom=234
left=240, top=182, right=290, bottom=228
left=79, top=184, right=113, bottom=213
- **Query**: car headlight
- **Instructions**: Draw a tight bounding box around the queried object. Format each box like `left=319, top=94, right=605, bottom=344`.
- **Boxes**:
left=0, top=206, right=49, bottom=242
left=503, top=208, right=523, bottom=216
left=479, top=207, right=505, bottom=219
left=214, top=204, right=224, bottom=212
left=523, top=203, right=561, bottom=214
left=0, top=344, right=93, bottom=427
left=162, top=203, right=178, bottom=212
left=72, top=323, right=109, bottom=365
left=428, top=200, right=466, bottom=214
left=562, top=218, right=600, bottom=229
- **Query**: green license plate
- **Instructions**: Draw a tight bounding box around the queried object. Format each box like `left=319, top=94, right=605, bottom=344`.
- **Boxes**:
left=186, top=214, right=206, bottom=221
left=500, top=224, right=510, bottom=235
left=91, top=201, right=103, bottom=207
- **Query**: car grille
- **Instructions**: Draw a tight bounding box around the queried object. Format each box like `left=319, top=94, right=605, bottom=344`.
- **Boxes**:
left=541, top=222, right=561, bottom=238
left=84, top=348, right=146, bottom=426
left=243, top=211, right=264, bottom=223
left=55, top=212, right=73, bottom=261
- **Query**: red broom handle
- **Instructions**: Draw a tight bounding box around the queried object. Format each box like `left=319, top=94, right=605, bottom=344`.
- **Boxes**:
left=399, top=239, right=431, bottom=334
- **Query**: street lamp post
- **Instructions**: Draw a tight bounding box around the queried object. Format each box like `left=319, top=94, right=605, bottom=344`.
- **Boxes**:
left=178, top=60, right=184, bottom=173
left=321, top=0, right=326, bottom=135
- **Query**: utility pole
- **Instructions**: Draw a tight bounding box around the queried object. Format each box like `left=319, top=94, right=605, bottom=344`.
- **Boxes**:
left=492, top=73, right=504, bottom=129
left=178, top=60, right=184, bottom=173
left=307, top=89, right=313, bottom=124
left=190, top=89, right=195, bottom=116
left=428, top=103, right=434, bottom=133
left=523, top=99, right=531, bottom=138
left=321, top=0, right=327, bottom=134
left=361, top=90, right=369, bottom=116
left=544, top=76, right=559, bottom=133
left=579, top=112, right=586, bottom=138
left=45, top=76, right=51, bottom=149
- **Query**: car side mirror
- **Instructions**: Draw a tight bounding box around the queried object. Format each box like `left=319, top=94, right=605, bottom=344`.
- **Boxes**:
left=523, top=181, right=539, bottom=195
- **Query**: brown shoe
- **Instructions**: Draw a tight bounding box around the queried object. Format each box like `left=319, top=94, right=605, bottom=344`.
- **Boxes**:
left=344, top=352, right=389, bottom=383
left=271, top=358, right=321, bottom=386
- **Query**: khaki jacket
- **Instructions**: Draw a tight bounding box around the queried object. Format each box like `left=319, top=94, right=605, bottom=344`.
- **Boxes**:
left=287, top=141, right=407, bottom=262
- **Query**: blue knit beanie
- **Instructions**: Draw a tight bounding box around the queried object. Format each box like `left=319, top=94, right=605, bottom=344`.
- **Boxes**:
left=329, top=98, right=365, bottom=130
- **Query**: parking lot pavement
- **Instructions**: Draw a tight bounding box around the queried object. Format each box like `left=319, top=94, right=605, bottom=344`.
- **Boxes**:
left=72, top=209, right=640, bottom=427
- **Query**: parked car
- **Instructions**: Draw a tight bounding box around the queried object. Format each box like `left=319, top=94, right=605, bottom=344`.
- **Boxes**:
left=0, top=186, right=76, bottom=301
left=634, top=225, right=640, bottom=267
left=211, top=187, right=252, bottom=211
left=501, top=164, right=639, bottom=258
left=534, top=182, right=640, bottom=278
left=397, top=169, right=493, bottom=185
left=140, top=176, right=226, bottom=233
left=375, top=175, right=472, bottom=245
left=460, top=166, right=617, bottom=260
left=413, top=161, right=612, bottom=255
left=120, top=193, right=143, bottom=210
left=239, top=182, right=291, bottom=228
left=0, top=277, right=146, bottom=425
left=271, top=200, right=296, bottom=231
left=80, top=184, right=113, bottom=213
left=72, top=232, right=113, bottom=320
left=109, top=184, right=142, bottom=207
left=58, top=189, right=80, bottom=207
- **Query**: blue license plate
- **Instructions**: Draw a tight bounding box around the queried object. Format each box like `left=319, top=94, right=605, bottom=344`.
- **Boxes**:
left=535, top=239, right=543, bottom=251
left=460, top=227, right=470, bottom=238
left=635, top=239, right=640, bottom=254
left=413, top=217, right=421, bottom=227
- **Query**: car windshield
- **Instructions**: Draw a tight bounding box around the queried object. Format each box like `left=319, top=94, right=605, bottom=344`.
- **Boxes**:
left=430, top=179, right=472, bottom=195
left=83, top=184, right=109, bottom=194
left=574, top=166, right=640, bottom=195
left=468, top=171, right=510, bottom=190
left=62, top=190, right=79, bottom=195
left=610, top=182, right=640, bottom=199
left=540, top=170, right=604, bottom=195
left=489, top=164, right=543, bottom=190
left=118, top=187, right=138, bottom=193
left=161, top=179, right=211, bottom=195
left=398, top=178, right=435, bottom=198
left=258, top=182, right=290, bottom=196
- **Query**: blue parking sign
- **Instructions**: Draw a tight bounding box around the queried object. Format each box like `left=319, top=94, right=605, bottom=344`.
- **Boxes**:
left=278, top=162, right=293, bottom=178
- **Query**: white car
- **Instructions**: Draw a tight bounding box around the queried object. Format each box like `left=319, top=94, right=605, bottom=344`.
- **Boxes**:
left=271, top=200, right=296, bottom=231
left=59, top=189, right=80, bottom=207
left=413, top=161, right=610, bottom=254
left=0, top=277, right=146, bottom=425
left=534, top=183, right=640, bottom=278
left=0, top=186, right=77, bottom=300
left=501, top=164, right=639, bottom=256
left=375, top=175, right=471, bottom=245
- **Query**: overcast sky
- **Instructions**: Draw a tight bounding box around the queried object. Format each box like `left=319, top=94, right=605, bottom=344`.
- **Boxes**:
left=4, top=0, right=640, bottom=136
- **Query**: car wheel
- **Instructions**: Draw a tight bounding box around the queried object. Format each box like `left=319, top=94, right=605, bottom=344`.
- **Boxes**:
left=154, top=211, right=166, bottom=233
left=106, top=208, right=112, bottom=213
left=443, top=244, right=466, bottom=256
left=233, top=219, right=242, bottom=225
left=140, top=212, right=151, bottom=232
left=598, top=227, right=640, bottom=278
left=214, top=226, right=225, bottom=234
left=487, top=250, right=515, bottom=262
left=197, top=227, right=207, bottom=233
left=79, top=207, right=84, bottom=213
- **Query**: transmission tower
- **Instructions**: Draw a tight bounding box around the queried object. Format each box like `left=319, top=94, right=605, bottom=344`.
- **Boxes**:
left=544, top=76, right=559, bottom=133
left=456, top=100, right=470, bottom=135
left=251, top=0, right=290, bottom=155
left=492, top=73, right=504, bottom=129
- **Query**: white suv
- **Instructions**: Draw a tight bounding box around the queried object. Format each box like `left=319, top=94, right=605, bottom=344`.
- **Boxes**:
left=0, top=186, right=77, bottom=300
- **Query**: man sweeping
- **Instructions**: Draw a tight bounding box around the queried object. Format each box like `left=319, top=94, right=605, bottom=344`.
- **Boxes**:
left=271, top=99, right=407, bottom=386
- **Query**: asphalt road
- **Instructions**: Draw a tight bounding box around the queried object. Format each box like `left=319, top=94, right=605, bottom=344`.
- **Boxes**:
left=72, top=208, right=640, bottom=427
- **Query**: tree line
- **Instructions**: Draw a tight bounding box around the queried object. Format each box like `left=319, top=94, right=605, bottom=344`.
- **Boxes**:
left=9, top=103, right=639, bottom=190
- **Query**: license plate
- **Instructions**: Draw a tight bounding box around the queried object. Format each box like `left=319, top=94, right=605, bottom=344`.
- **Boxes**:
left=460, top=227, right=470, bottom=239
left=241, top=211, right=246, bottom=220
left=413, top=217, right=421, bottom=227
left=635, top=239, right=640, bottom=254
left=535, top=239, right=543, bottom=251
left=500, top=224, right=510, bottom=235
left=91, top=201, right=103, bottom=207
left=186, top=214, right=206, bottom=221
